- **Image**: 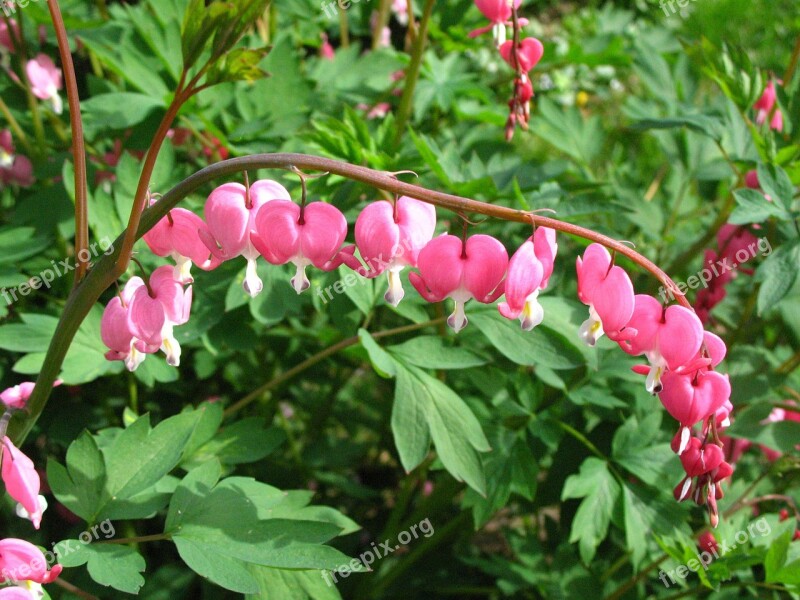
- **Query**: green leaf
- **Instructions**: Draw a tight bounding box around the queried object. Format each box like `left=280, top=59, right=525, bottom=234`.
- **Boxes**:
left=358, top=329, right=397, bottom=378
left=730, top=188, right=789, bottom=225
left=82, top=93, right=165, bottom=131
left=756, top=163, right=794, bottom=208
left=101, top=411, right=200, bottom=509
left=621, top=483, right=686, bottom=569
left=469, top=309, right=585, bottom=370
left=190, top=419, right=286, bottom=466
left=56, top=542, right=146, bottom=594
left=562, top=458, right=620, bottom=564
left=47, top=432, right=106, bottom=521
left=393, top=364, right=489, bottom=494
left=755, top=243, right=800, bottom=315
left=388, top=336, right=487, bottom=370
left=246, top=566, right=343, bottom=600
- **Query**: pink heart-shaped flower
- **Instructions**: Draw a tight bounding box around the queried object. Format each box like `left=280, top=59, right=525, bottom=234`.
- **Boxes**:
left=499, top=38, right=544, bottom=73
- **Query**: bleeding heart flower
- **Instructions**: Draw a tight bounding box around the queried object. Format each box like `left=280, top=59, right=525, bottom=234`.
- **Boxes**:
left=148, top=266, right=193, bottom=367
left=0, top=19, right=19, bottom=52
left=754, top=81, right=784, bottom=132
left=680, top=437, right=725, bottom=477
left=101, top=277, right=147, bottom=371
left=619, top=294, right=703, bottom=393
left=576, top=244, right=636, bottom=346
left=409, top=234, right=508, bottom=333
left=0, top=130, right=34, bottom=188
left=144, top=207, right=221, bottom=284
left=659, top=369, right=731, bottom=454
left=1, top=437, right=45, bottom=529
left=468, top=0, right=526, bottom=44
left=716, top=224, right=759, bottom=269
left=499, top=38, right=544, bottom=74
left=199, top=179, right=291, bottom=297
left=26, top=54, right=63, bottom=115
left=1, top=381, right=61, bottom=411
left=497, top=228, right=556, bottom=331
left=251, top=200, right=355, bottom=294
left=0, top=538, right=62, bottom=584
left=346, top=196, right=436, bottom=306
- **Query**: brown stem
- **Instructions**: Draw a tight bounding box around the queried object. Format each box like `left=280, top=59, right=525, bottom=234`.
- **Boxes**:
left=47, top=0, right=89, bottom=283
left=53, top=578, right=100, bottom=600
left=113, top=74, right=190, bottom=281
left=783, top=35, right=800, bottom=85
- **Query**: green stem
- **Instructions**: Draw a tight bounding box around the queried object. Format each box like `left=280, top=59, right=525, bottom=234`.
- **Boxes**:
left=98, top=533, right=170, bottom=545
left=393, top=0, right=435, bottom=148
left=0, top=96, right=33, bottom=154
left=14, top=153, right=693, bottom=443
left=223, top=318, right=445, bottom=417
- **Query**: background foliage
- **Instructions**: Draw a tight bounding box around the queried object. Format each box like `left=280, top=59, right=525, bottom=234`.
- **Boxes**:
left=0, top=0, right=799, bottom=598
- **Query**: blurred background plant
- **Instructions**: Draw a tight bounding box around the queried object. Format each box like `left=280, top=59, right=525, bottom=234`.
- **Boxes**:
left=0, top=0, right=798, bottom=598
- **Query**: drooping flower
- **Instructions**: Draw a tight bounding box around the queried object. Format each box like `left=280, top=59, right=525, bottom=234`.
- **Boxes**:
left=716, top=224, right=758, bottom=269
left=498, top=38, right=544, bottom=74
left=575, top=244, right=636, bottom=346
left=391, top=0, right=409, bottom=25
left=147, top=266, right=193, bottom=367
left=346, top=196, right=436, bottom=306
left=0, top=130, right=34, bottom=188
left=199, top=180, right=291, bottom=297
left=409, top=234, right=508, bottom=333
left=101, top=277, right=147, bottom=371
left=1, top=437, right=46, bottom=529
left=251, top=200, right=355, bottom=294
left=320, top=33, right=335, bottom=60
left=0, top=538, right=62, bottom=584
left=754, top=81, right=783, bottom=132
left=619, top=294, right=704, bottom=393
left=25, top=54, right=63, bottom=115
left=143, top=206, right=221, bottom=284
left=468, top=0, right=525, bottom=44
left=497, top=227, right=557, bottom=330
left=0, top=19, right=19, bottom=52
left=1, top=381, right=61, bottom=411
left=659, top=369, right=731, bottom=454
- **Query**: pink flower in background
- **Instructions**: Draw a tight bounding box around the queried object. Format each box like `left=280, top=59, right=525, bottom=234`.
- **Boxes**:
left=620, top=294, right=704, bottom=393
left=0, top=19, right=19, bottom=52
left=1, top=437, right=46, bottom=529
left=26, top=54, right=63, bottom=114
left=576, top=244, right=636, bottom=346
left=716, top=224, right=759, bottom=268
left=0, top=130, right=34, bottom=188
left=144, top=207, right=221, bottom=283
left=251, top=200, right=355, bottom=294
left=199, top=180, right=291, bottom=297
left=0, top=538, right=62, bottom=584
left=759, top=404, right=800, bottom=461
left=320, top=33, right=335, bottom=60
left=346, top=196, right=436, bottom=306
left=1, top=381, right=61, bottom=411
left=410, top=234, right=508, bottom=332
left=498, top=228, right=556, bottom=330
left=754, top=81, right=784, bottom=132
left=392, top=0, right=408, bottom=25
